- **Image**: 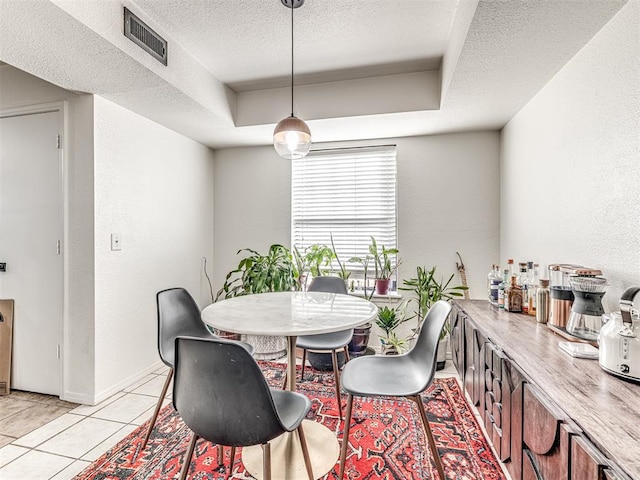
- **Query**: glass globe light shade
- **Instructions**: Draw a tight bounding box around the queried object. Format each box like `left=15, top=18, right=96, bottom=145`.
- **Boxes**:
left=273, top=115, right=312, bottom=160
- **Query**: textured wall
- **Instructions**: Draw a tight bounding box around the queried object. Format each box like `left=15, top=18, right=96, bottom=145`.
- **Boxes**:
left=213, top=132, right=500, bottom=300
left=501, top=0, right=640, bottom=311
left=93, top=97, right=215, bottom=398
left=0, top=65, right=96, bottom=402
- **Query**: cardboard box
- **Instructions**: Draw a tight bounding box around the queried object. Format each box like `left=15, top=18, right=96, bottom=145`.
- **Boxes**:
left=0, top=300, right=14, bottom=395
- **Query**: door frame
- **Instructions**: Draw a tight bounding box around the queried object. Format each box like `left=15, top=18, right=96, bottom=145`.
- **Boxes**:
left=0, top=101, right=68, bottom=398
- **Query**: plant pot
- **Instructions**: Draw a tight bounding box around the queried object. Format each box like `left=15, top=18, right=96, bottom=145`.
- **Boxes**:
left=348, top=323, right=372, bottom=357
left=375, top=278, right=391, bottom=295
left=436, top=334, right=449, bottom=371
left=307, top=351, right=346, bottom=371
left=244, top=334, right=287, bottom=360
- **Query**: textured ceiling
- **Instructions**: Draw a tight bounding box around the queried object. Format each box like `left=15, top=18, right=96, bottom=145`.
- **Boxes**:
left=0, top=0, right=629, bottom=149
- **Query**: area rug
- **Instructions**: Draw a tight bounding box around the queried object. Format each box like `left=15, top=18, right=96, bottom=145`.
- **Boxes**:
left=74, top=362, right=505, bottom=480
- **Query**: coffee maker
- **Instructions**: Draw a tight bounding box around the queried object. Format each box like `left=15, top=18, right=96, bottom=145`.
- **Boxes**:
left=566, top=273, right=607, bottom=341
left=548, top=264, right=582, bottom=329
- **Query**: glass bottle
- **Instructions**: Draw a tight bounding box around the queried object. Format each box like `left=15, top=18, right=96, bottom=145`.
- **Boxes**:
left=528, top=263, right=540, bottom=316
left=536, top=279, right=550, bottom=323
left=488, top=265, right=501, bottom=307
left=498, top=268, right=509, bottom=309
left=506, top=276, right=523, bottom=313
left=518, top=263, right=529, bottom=313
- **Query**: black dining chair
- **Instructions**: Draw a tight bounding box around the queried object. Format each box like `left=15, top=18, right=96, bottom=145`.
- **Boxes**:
left=337, top=300, right=452, bottom=480
left=173, top=336, right=315, bottom=480
left=140, top=288, right=253, bottom=458
left=294, top=276, right=352, bottom=420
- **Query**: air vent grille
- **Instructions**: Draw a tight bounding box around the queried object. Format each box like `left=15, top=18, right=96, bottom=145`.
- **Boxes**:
left=124, top=7, right=167, bottom=65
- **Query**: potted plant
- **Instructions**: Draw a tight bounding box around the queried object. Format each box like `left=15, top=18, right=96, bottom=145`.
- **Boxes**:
left=400, top=265, right=467, bottom=369
left=350, top=236, right=400, bottom=296
left=216, top=244, right=297, bottom=359
left=292, top=244, right=335, bottom=291
left=375, top=303, right=409, bottom=354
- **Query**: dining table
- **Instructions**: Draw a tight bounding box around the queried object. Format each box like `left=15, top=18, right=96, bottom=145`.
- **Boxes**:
left=201, top=290, right=378, bottom=479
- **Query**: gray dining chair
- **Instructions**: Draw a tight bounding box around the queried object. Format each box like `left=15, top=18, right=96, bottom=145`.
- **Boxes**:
left=295, top=276, right=352, bottom=420
left=337, top=300, right=452, bottom=480
left=173, top=336, right=314, bottom=480
left=140, top=288, right=253, bottom=458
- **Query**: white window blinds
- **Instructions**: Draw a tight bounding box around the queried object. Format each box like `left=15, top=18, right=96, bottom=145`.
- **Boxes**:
left=291, top=146, right=397, bottom=274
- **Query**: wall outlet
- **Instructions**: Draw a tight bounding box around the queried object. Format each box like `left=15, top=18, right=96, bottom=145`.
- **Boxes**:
left=110, top=234, right=122, bottom=251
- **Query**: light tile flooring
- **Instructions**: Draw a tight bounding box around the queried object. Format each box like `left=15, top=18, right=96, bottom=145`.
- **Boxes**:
left=0, top=361, right=472, bottom=480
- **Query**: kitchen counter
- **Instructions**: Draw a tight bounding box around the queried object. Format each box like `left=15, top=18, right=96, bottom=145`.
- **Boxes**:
left=454, top=300, right=640, bottom=480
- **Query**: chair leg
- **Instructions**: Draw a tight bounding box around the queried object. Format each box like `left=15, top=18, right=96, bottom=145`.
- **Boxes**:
left=410, top=395, right=446, bottom=480
left=262, top=443, right=271, bottom=480
left=343, top=345, right=350, bottom=363
left=217, top=444, right=224, bottom=466
left=179, top=432, right=198, bottom=480
left=331, top=349, right=343, bottom=420
left=300, top=348, right=307, bottom=380
left=140, top=368, right=173, bottom=453
left=229, top=446, right=236, bottom=477
left=297, top=424, right=315, bottom=480
left=338, top=394, right=354, bottom=479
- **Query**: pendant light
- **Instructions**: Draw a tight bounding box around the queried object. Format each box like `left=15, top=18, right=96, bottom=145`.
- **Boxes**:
left=273, top=0, right=311, bottom=160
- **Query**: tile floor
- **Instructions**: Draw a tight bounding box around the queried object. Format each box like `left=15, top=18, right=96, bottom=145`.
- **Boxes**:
left=0, top=361, right=465, bottom=480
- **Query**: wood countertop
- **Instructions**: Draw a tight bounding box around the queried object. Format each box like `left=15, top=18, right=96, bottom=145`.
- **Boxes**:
left=454, top=300, right=640, bottom=480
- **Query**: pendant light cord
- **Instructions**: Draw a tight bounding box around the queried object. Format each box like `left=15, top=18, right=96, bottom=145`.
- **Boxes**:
left=290, top=2, right=295, bottom=117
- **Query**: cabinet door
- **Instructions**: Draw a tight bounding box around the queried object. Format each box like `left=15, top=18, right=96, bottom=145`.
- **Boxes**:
left=464, top=318, right=486, bottom=406
left=505, top=361, right=525, bottom=480
left=449, top=309, right=465, bottom=381
left=480, top=343, right=521, bottom=467
left=523, top=384, right=573, bottom=480
left=571, top=435, right=609, bottom=480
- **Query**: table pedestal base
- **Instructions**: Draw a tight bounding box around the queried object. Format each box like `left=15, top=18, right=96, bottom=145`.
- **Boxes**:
left=241, top=420, right=339, bottom=479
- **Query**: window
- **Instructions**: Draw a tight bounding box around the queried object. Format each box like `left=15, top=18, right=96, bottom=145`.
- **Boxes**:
left=291, top=145, right=398, bottom=278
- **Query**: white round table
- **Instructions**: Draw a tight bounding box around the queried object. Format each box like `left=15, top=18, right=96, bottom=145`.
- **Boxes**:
left=201, top=291, right=377, bottom=480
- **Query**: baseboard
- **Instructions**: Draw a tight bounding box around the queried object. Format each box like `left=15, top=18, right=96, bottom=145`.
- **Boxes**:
left=62, top=360, right=164, bottom=405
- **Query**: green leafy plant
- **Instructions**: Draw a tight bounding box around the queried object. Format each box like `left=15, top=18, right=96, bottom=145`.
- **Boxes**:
left=383, top=331, right=409, bottom=354
left=368, top=236, right=400, bottom=280
left=303, top=244, right=335, bottom=277
left=330, top=233, right=351, bottom=281
left=376, top=302, right=410, bottom=354
left=215, top=244, right=297, bottom=300
left=400, top=265, right=468, bottom=338
left=349, top=236, right=400, bottom=298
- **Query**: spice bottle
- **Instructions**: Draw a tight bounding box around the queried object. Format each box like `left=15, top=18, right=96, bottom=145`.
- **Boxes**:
left=536, top=279, right=550, bottom=324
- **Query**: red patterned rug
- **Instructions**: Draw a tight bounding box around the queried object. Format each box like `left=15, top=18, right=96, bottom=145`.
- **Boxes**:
left=74, top=362, right=505, bottom=479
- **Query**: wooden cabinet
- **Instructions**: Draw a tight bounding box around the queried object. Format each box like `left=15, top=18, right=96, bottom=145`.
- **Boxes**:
left=449, top=310, right=465, bottom=382
left=463, top=317, right=486, bottom=407
left=451, top=302, right=639, bottom=480
left=522, top=384, right=574, bottom=480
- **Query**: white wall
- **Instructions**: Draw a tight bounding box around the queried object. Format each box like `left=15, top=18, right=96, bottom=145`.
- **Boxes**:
left=501, top=0, right=640, bottom=311
left=0, top=65, right=216, bottom=403
left=93, top=96, right=215, bottom=397
left=0, top=65, right=97, bottom=401
left=213, top=132, right=500, bottom=300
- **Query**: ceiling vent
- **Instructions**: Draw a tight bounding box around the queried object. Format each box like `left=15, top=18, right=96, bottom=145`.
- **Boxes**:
left=124, top=7, right=167, bottom=65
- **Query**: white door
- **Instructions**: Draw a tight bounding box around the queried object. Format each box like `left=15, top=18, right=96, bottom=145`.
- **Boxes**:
left=0, top=108, right=63, bottom=395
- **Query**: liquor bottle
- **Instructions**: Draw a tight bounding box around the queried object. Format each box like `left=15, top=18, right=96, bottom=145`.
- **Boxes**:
left=517, top=263, right=529, bottom=313
left=506, top=276, right=523, bottom=313
left=488, top=265, right=501, bottom=307
left=498, top=268, right=509, bottom=309
left=527, top=262, right=540, bottom=316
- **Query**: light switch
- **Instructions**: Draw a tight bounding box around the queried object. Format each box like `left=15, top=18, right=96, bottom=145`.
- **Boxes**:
left=111, top=233, right=122, bottom=251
